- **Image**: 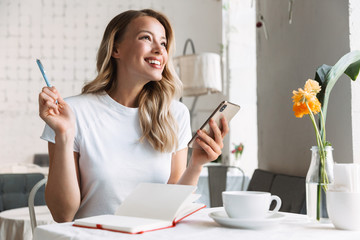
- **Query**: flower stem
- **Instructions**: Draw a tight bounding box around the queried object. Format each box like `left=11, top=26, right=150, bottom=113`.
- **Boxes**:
left=306, top=102, right=328, bottom=221
left=320, top=110, right=326, bottom=144
left=317, top=184, right=321, bottom=220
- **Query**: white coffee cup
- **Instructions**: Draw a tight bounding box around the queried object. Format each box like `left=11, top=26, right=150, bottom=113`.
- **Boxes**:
left=327, top=191, right=360, bottom=230
left=222, top=191, right=282, bottom=219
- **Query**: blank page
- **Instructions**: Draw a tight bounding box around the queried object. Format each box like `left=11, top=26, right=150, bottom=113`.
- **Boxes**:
left=115, top=183, right=196, bottom=221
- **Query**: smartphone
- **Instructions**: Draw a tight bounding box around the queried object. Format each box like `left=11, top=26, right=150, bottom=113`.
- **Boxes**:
left=188, top=101, right=240, bottom=149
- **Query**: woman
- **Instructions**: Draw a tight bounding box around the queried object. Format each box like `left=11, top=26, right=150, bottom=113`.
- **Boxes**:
left=39, top=9, right=228, bottom=222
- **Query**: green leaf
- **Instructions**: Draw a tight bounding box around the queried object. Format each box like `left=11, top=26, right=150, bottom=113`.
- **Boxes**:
left=315, top=64, right=332, bottom=85
left=344, top=60, right=360, bottom=80
left=319, top=50, right=360, bottom=123
left=315, top=64, right=332, bottom=106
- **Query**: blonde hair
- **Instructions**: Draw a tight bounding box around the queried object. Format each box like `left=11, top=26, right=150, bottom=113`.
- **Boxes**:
left=82, top=9, right=182, bottom=153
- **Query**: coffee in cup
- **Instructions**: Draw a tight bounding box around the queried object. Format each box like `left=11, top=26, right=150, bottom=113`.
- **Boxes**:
left=222, top=191, right=282, bottom=219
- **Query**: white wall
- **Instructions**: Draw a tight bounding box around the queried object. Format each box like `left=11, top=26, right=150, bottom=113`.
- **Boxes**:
left=256, top=0, right=352, bottom=176
left=0, top=0, right=222, bottom=166
left=3, top=0, right=357, bottom=178
left=350, top=0, right=360, bottom=163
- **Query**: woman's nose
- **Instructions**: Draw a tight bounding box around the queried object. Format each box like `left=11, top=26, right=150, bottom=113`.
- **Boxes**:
left=152, top=42, right=164, bottom=55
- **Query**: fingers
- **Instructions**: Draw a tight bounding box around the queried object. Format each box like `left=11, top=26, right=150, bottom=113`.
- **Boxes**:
left=220, top=116, right=229, bottom=138
left=204, top=117, right=229, bottom=149
left=195, top=136, right=220, bottom=160
left=196, top=117, right=230, bottom=161
left=39, top=87, right=59, bottom=104
left=57, top=95, right=65, bottom=105
left=42, top=86, right=59, bottom=103
left=39, top=93, right=59, bottom=116
left=196, top=129, right=221, bottom=159
left=39, top=87, right=61, bottom=117
left=210, top=119, right=224, bottom=149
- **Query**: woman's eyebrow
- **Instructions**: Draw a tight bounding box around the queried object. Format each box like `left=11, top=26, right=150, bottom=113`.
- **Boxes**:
left=137, top=30, right=166, bottom=40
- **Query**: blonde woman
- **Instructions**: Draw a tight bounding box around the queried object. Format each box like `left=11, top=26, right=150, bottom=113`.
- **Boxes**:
left=39, top=9, right=229, bottom=222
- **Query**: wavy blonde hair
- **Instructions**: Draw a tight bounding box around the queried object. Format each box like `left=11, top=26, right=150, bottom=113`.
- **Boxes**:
left=82, top=9, right=182, bottom=153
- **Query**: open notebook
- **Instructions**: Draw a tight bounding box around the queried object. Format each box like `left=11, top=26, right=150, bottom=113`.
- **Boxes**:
left=73, top=183, right=205, bottom=234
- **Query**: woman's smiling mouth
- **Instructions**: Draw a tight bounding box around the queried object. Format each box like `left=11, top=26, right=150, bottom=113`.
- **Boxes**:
left=145, top=58, right=162, bottom=68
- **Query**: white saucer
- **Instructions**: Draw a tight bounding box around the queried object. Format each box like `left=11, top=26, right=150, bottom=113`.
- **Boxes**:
left=209, top=210, right=285, bottom=229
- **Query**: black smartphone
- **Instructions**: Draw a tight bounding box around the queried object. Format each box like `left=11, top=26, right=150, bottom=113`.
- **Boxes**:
left=188, top=101, right=240, bottom=149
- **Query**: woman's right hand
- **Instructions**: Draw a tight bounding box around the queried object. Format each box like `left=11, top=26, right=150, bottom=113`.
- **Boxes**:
left=39, top=86, right=75, bottom=135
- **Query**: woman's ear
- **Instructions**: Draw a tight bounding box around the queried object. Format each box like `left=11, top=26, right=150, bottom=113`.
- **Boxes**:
left=112, top=44, right=121, bottom=58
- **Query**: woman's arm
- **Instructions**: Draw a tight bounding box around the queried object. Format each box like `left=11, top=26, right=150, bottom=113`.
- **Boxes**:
left=167, top=148, right=187, bottom=184
left=175, top=117, right=229, bottom=186
left=39, top=86, right=81, bottom=222
left=46, top=142, right=81, bottom=222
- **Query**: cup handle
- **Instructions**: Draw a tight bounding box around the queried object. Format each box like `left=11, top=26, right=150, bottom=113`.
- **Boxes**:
left=269, top=195, right=282, bottom=216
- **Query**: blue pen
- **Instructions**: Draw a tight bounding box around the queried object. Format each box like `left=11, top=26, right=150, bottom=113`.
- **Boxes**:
left=36, top=59, right=52, bottom=87
left=36, top=59, right=58, bottom=103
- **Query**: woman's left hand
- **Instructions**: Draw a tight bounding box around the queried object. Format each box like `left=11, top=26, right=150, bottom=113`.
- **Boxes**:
left=190, top=117, right=229, bottom=167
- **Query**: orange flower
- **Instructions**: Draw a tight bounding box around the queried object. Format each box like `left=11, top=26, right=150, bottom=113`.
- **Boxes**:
left=304, top=79, right=321, bottom=94
left=293, top=102, right=308, bottom=118
left=292, top=79, right=322, bottom=118
left=293, top=97, right=321, bottom=118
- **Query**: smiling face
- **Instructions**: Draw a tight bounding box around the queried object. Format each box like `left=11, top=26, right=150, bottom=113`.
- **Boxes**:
left=112, top=16, right=168, bottom=85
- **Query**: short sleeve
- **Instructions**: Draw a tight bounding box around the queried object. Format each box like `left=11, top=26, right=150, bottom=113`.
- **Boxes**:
left=40, top=124, right=80, bottom=152
left=39, top=96, right=80, bottom=152
left=40, top=124, right=56, bottom=144
left=173, top=102, right=192, bottom=152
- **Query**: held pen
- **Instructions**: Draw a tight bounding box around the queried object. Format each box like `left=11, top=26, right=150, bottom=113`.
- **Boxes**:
left=36, top=59, right=52, bottom=87
left=36, top=59, right=58, bottom=103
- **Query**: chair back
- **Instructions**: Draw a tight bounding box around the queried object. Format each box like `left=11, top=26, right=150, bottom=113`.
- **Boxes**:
left=247, top=169, right=306, bottom=214
left=28, top=178, right=48, bottom=233
left=247, top=169, right=275, bottom=192
left=207, top=165, right=228, bottom=207
left=0, top=173, right=45, bottom=212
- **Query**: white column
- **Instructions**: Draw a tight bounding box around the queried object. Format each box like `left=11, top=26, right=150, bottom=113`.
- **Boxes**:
left=350, top=0, right=360, bottom=163
left=225, top=0, right=258, bottom=176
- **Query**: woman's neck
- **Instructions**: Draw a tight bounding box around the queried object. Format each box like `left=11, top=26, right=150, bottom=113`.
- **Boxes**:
left=107, top=77, right=145, bottom=108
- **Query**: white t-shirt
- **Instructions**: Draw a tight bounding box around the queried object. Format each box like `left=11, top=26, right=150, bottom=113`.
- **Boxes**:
left=40, top=92, right=191, bottom=219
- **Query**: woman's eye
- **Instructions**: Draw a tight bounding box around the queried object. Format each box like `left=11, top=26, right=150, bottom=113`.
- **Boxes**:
left=140, top=36, right=151, bottom=41
left=161, top=42, right=167, bottom=47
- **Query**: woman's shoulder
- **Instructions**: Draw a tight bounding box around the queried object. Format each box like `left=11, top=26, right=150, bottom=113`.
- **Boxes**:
left=63, top=92, right=107, bottom=114
left=64, top=93, right=96, bottom=103
left=170, top=99, right=189, bottom=114
left=170, top=99, right=190, bottom=124
left=64, top=92, right=104, bottom=106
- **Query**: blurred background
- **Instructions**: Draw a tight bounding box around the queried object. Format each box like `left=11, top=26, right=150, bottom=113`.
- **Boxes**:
left=0, top=0, right=359, bottom=177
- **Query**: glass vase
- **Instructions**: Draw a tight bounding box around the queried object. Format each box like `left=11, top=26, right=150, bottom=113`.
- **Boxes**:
left=305, top=146, right=334, bottom=222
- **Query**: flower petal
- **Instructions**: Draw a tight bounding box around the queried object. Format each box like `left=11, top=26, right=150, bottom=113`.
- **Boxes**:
left=292, top=88, right=305, bottom=104
left=308, top=98, right=321, bottom=114
left=293, top=102, right=309, bottom=118
left=304, top=79, right=321, bottom=94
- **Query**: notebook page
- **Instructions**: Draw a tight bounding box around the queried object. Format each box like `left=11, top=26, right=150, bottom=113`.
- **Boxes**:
left=115, top=183, right=197, bottom=221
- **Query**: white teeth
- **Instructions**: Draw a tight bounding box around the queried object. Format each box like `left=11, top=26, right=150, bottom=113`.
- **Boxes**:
left=147, top=59, right=161, bottom=65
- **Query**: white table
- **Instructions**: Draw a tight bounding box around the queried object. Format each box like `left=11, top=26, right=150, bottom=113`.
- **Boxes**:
left=33, top=207, right=360, bottom=240
left=0, top=163, right=48, bottom=176
left=0, top=205, right=54, bottom=240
